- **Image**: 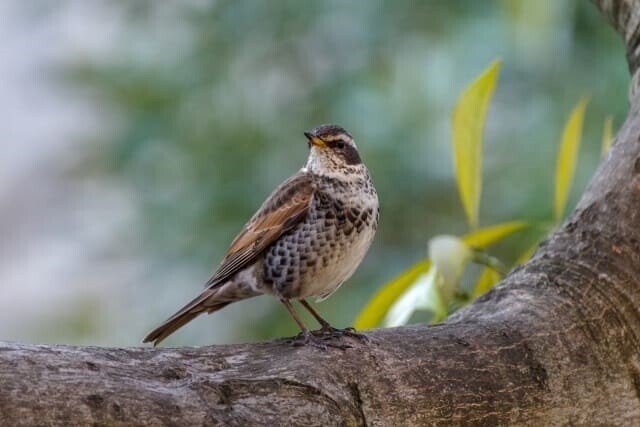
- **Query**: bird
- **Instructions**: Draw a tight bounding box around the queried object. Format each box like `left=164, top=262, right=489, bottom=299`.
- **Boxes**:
left=143, top=124, right=379, bottom=348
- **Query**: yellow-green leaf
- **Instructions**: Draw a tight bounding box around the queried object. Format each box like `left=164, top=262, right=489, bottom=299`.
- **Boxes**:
left=462, top=221, right=528, bottom=248
left=355, top=221, right=526, bottom=329
left=601, top=115, right=613, bottom=156
left=353, top=259, right=431, bottom=330
left=383, top=265, right=442, bottom=327
left=515, top=241, right=540, bottom=264
left=471, top=237, right=541, bottom=298
left=554, top=97, right=588, bottom=222
left=452, top=59, right=501, bottom=229
left=471, top=266, right=501, bottom=298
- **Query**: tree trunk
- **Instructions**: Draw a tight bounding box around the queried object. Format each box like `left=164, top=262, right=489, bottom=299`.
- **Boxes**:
left=2, top=1, right=640, bottom=425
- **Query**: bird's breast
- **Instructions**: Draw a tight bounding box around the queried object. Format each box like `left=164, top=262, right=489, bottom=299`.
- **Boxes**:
left=262, top=177, right=378, bottom=300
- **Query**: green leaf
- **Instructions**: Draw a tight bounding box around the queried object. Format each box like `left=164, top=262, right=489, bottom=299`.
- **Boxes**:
left=353, top=259, right=431, bottom=330
left=554, top=97, right=588, bottom=222
left=515, top=242, right=539, bottom=264
left=462, top=221, right=528, bottom=248
left=452, top=59, right=501, bottom=229
left=472, top=236, right=541, bottom=298
left=471, top=266, right=501, bottom=298
left=383, top=265, right=444, bottom=327
left=601, top=115, right=614, bottom=156
left=355, top=221, right=527, bottom=329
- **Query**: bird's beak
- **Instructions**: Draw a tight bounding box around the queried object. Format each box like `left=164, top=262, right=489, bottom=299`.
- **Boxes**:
left=304, top=131, right=326, bottom=148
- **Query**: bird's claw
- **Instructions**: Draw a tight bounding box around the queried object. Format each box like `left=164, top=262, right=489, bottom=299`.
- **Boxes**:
left=288, top=331, right=351, bottom=350
left=314, top=325, right=370, bottom=343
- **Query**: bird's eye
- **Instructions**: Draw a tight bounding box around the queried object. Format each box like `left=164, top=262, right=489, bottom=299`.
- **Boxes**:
left=336, top=141, right=345, bottom=149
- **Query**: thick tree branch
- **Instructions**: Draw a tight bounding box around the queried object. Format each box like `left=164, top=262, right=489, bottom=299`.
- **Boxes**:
left=3, top=1, right=640, bottom=425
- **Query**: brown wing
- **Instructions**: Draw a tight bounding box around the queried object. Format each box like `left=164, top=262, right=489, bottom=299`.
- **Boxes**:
left=204, top=171, right=315, bottom=288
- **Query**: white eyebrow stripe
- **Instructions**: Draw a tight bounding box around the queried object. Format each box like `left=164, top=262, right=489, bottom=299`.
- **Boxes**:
left=323, top=134, right=354, bottom=143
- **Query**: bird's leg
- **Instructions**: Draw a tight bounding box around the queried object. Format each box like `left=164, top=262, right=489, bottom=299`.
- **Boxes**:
left=299, top=299, right=369, bottom=342
left=279, top=299, right=350, bottom=350
left=298, top=298, right=332, bottom=329
left=280, top=298, right=310, bottom=334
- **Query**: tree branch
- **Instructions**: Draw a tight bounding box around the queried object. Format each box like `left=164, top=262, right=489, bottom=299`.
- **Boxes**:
left=3, top=1, right=640, bottom=425
left=593, top=0, right=640, bottom=100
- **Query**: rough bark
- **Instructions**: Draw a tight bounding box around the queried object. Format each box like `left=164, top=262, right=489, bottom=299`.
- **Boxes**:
left=2, top=1, right=640, bottom=425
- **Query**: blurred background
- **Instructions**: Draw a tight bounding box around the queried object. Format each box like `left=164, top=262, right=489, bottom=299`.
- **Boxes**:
left=0, top=0, right=629, bottom=346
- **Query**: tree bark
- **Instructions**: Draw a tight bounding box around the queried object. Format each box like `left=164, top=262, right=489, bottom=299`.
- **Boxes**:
left=3, top=1, right=640, bottom=425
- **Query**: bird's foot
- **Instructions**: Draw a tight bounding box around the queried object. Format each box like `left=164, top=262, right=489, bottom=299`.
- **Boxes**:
left=314, top=325, right=370, bottom=343
left=288, top=331, right=352, bottom=350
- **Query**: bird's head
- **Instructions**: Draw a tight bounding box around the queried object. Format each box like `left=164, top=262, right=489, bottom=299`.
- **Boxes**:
left=303, top=124, right=362, bottom=176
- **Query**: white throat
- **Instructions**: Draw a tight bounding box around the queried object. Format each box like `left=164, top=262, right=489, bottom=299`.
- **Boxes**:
left=303, top=147, right=365, bottom=179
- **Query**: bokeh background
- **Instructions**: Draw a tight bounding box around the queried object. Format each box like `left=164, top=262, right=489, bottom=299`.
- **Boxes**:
left=0, top=0, right=629, bottom=346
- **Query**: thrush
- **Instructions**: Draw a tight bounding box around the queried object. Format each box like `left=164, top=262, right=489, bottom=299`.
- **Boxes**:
left=143, top=124, right=379, bottom=348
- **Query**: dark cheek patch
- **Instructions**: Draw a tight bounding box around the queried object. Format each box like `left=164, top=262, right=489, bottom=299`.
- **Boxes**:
left=343, top=145, right=362, bottom=165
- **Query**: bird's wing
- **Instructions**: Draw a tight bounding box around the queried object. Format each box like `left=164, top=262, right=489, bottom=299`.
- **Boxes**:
left=205, top=171, right=315, bottom=288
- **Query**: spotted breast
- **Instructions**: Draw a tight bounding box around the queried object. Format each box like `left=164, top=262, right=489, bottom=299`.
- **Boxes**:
left=142, top=124, right=378, bottom=348
left=262, top=170, right=379, bottom=301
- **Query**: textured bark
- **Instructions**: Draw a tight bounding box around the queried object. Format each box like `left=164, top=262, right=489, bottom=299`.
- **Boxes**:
left=2, top=1, right=640, bottom=425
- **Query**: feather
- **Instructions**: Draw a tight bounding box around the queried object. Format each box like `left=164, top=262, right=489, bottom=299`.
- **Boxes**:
left=205, top=172, right=315, bottom=287
left=143, top=171, right=315, bottom=345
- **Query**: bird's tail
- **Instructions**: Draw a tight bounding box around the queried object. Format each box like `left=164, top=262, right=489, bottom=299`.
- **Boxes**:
left=142, top=288, right=229, bottom=347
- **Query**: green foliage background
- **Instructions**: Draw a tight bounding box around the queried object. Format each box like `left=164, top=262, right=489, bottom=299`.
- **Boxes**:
left=57, top=0, right=627, bottom=345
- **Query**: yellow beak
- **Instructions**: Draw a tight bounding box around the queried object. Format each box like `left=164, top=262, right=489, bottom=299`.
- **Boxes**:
left=304, top=131, right=326, bottom=148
